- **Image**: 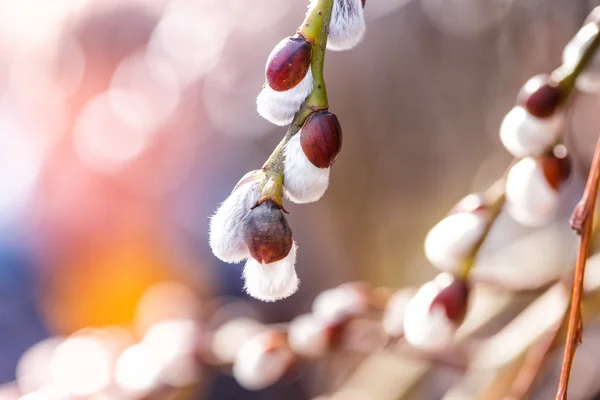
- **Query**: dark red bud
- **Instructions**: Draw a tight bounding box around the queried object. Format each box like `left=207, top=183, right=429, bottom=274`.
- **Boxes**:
left=541, top=151, right=571, bottom=191
left=517, top=74, right=564, bottom=119
left=266, top=37, right=312, bottom=92
left=361, top=0, right=366, bottom=7
left=448, top=193, right=487, bottom=216
left=300, top=111, right=343, bottom=168
left=430, top=275, right=470, bottom=324
left=326, top=323, right=344, bottom=347
left=244, top=200, right=293, bottom=264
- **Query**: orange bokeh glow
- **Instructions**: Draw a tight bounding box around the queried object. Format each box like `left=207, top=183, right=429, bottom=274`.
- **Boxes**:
left=42, top=228, right=184, bottom=334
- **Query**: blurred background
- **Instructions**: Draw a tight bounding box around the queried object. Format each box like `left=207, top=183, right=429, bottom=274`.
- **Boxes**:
left=2, top=0, right=600, bottom=398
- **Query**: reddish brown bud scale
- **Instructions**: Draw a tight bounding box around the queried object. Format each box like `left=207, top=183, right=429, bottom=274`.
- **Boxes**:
left=362, top=0, right=366, bottom=7
left=263, top=331, right=288, bottom=353
left=326, top=323, right=344, bottom=347
left=244, top=200, right=293, bottom=264
left=541, top=152, right=571, bottom=191
left=266, top=37, right=312, bottom=92
left=429, top=276, right=470, bottom=323
left=300, top=111, right=343, bottom=168
left=517, top=74, right=564, bottom=119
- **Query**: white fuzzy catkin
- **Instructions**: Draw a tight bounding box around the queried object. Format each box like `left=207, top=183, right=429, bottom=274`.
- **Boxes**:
left=288, top=314, right=330, bottom=358
left=232, top=331, right=295, bottom=390
left=209, top=174, right=263, bottom=263
left=505, top=157, right=559, bottom=227
left=382, top=288, right=416, bottom=338
left=283, top=133, right=330, bottom=203
left=256, top=68, right=314, bottom=126
left=325, top=0, right=366, bottom=51
left=243, top=242, right=299, bottom=302
left=563, top=23, right=600, bottom=93
left=312, top=286, right=368, bottom=324
left=499, top=106, right=564, bottom=158
left=424, top=212, right=488, bottom=274
left=403, top=276, right=457, bottom=352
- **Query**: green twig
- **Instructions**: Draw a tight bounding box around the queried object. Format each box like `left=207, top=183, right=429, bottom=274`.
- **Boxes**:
left=262, top=0, right=334, bottom=177
left=555, top=23, right=600, bottom=97
left=460, top=180, right=506, bottom=278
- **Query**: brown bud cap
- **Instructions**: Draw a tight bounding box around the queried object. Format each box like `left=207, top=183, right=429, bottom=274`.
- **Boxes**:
left=430, top=275, right=470, bottom=324
left=244, top=200, right=293, bottom=264
left=300, top=111, right=343, bottom=168
left=362, top=0, right=366, bottom=7
left=541, top=147, right=571, bottom=191
left=266, top=37, right=312, bottom=92
left=517, top=74, right=564, bottom=119
left=262, top=330, right=289, bottom=353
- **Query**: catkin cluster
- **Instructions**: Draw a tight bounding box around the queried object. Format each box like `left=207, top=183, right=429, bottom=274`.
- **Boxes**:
left=209, top=0, right=366, bottom=301
left=387, top=11, right=600, bottom=352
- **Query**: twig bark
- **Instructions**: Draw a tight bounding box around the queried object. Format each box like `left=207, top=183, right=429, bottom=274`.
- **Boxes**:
left=556, top=135, right=600, bottom=399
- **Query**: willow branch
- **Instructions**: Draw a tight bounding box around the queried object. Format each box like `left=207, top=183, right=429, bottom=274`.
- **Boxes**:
left=460, top=179, right=506, bottom=278
left=556, top=134, right=600, bottom=399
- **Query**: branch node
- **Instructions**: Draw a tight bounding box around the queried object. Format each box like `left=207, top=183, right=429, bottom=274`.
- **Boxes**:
left=570, top=201, right=588, bottom=235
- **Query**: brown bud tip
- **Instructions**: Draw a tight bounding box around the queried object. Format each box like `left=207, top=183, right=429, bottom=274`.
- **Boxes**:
left=517, top=74, right=564, bottom=119
left=263, top=330, right=288, bottom=353
left=448, top=193, right=487, bottom=216
left=430, top=275, right=470, bottom=324
left=244, top=200, right=293, bottom=264
left=542, top=147, right=571, bottom=191
left=300, top=111, right=343, bottom=168
left=266, top=37, right=312, bottom=92
left=362, top=0, right=366, bottom=7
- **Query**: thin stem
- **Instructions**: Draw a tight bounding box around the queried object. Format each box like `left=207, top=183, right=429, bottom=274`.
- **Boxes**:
left=262, top=0, right=334, bottom=176
left=296, top=1, right=331, bottom=119
left=555, top=23, right=600, bottom=97
left=554, top=22, right=600, bottom=398
left=460, top=179, right=506, bottom=278
left=556, top=135, right=600, bottom=400
left=571, top=138, right=600, bottom=234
